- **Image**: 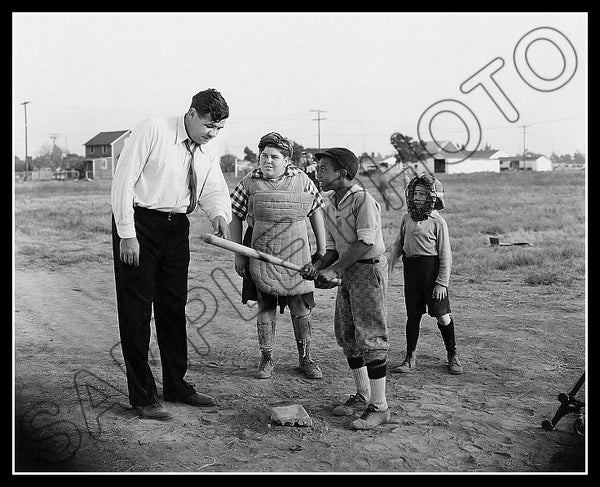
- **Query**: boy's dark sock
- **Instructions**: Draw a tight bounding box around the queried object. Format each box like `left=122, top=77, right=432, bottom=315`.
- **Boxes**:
left=406, top=315, right=421, bottom=353
left=347, top=356, right=365, bottom=370
left=437, top=319, right=457, bottom=355
left=365, top=358, right=387, bottom=379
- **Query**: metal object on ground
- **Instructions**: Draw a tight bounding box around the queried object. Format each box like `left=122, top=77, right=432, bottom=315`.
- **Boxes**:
left=541, top=372, right=585, bottom=436
left=489, top=237, right=532, bottom=246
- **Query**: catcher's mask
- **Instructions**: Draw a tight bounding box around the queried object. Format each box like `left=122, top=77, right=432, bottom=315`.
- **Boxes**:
left=405, top=173, right=445, bottom=221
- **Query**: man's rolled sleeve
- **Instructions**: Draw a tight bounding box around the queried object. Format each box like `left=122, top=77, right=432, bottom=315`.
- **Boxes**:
left=198, top=159, right=233, bottom=224
left=110, top=119, right=154, bottom=239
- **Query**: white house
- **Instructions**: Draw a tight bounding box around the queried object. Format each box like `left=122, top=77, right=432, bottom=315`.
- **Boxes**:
left=423, top=149, right=507, bottom=174
left=444, top=149, right=507, bottom=174
left=498, top=154, right=553, bottom=172
left=391, top=140, right=458, bottom=175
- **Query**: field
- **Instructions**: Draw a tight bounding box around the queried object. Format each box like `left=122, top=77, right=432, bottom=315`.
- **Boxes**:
left=13, top=170, right=587, bottom=473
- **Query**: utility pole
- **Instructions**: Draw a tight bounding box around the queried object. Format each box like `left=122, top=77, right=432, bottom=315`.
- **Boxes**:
left=520, top=125, right=529, bottom=158
left=49, top=133, right=60, bottom=170
left=49, top=133, right=59, bottom=148
left=21, top=101, right=30, bottom=181
left=310, top=109, right=326, bottom=150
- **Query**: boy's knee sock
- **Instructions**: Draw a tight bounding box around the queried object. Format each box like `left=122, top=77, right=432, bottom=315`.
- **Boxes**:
left=257, top=320, right=276, bottom=355
left=366, top=359, right=388, bottom=411
left=292, top=314, right=314, bottom=364
left=437, top=319, right=457, bottom=355
left=347, top=356, right=370, bottom=401
left=406, top=315, right=421, bottom=353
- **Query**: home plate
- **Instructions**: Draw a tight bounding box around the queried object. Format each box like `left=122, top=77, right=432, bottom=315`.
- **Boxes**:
left=270, top=405, right=313, bottom=427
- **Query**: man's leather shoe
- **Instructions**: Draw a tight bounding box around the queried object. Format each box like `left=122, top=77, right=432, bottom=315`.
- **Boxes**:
left=134, top=402, right=173, bottom=420
left=165, top=392, right=216, bottom=407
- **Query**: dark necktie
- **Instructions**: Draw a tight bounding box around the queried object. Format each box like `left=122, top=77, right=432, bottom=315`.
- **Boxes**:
left=184, top=139, right=198, bottom=214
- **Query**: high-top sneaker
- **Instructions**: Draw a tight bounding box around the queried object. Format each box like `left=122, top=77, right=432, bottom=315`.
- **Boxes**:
left=392, top=352, right=416, bottom=373
left=447, top=352, right=464, bottom=375
left=297, top=339, right=322, bottom=379
left=255, top=353, right=274, bottom=379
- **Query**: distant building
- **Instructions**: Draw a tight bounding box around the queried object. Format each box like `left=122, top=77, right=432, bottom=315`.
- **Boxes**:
left=82, top=130, right=131, bottom=179
left=418, top=146, right=507, bottom=174
left=421, top=140, right=459, bottom=157
left=498, top=154, right=553, bottom=172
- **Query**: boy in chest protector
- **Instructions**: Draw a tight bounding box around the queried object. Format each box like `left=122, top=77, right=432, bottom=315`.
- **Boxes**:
left=229, top=132, right=327, bottom=380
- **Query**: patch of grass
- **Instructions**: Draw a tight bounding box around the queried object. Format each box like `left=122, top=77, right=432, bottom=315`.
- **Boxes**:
left=524, top=269, right=566, bottom=286
left=15, top=171, right=586, bottom=284
left=494, top=248, right=545, bottom=270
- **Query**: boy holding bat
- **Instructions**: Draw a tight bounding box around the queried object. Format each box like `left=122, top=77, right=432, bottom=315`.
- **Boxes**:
left=300, top=147, right=391, bottom=430
left=229, top=132, right=327, bottom=380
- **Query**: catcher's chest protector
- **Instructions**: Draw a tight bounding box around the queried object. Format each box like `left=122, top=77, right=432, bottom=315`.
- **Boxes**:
left=247, top=176, right=315, bottom=296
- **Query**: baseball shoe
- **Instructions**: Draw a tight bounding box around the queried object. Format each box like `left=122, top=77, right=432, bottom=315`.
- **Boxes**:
left=392, top=352, right=416, bottom=373
left=299, top=357, right=323, bottom=379
left=332, top=393, right=368, bottom=416
left=349, top=404, right=391, bottom=430
left=448, top=353, right=464, bottom=375
left=255, top=354, right=274, bottom=379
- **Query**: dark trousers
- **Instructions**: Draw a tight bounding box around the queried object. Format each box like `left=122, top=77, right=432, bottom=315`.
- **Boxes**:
left=112, top=207, right=195, bottom=407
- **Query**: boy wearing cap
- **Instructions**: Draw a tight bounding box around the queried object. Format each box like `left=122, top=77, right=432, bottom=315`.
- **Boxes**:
left=229, top=132, right=327, bottom=380
left=300, top=147, right=391, bottom=430
left=389, top=173, right=464, bottom=375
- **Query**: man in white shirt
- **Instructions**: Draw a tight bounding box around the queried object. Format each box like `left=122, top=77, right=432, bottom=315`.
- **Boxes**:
left=111, top=88, right=232, bottom=420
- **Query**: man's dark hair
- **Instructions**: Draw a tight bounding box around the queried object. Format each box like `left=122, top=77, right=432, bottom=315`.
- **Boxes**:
left=190, top=88, right=229, bottom=122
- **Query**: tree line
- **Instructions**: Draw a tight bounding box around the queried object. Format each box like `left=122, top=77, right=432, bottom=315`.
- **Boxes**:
left=14, top=138, right=585, bottom=177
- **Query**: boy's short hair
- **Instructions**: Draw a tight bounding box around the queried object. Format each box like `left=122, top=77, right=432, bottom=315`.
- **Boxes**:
left=258, top=132, right=294, bottom=158
left=190, top=88, right=229, bottom=122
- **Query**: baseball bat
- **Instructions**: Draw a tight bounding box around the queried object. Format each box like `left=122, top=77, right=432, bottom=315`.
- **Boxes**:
left=200, top=233, right=341, bottom=286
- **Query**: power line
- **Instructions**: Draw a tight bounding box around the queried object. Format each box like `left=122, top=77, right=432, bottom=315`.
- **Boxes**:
left=310, top=109, right=326, bottom=150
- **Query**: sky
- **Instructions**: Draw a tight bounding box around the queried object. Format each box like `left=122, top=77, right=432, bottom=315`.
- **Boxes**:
left=12, top=12, right=587, bottom=161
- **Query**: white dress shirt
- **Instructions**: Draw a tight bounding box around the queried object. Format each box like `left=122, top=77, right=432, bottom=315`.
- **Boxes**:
left=111, top=115, right=232, bottom=238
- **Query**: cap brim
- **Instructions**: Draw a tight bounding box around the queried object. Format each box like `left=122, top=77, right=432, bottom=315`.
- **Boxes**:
left=312, top=151, right=330, bottom=160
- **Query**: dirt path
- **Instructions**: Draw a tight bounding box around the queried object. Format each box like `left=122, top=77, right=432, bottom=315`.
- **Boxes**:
left=14, top=247, right=585, bottom=473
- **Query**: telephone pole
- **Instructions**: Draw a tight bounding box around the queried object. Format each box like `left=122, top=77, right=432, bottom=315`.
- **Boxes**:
left=520, top=125, right=529, bottom=158
left=310, top=109, right=326, bottom=150
left=49, top=133, right=59, bottom=148
left=21, top=101, right=30, bottom=181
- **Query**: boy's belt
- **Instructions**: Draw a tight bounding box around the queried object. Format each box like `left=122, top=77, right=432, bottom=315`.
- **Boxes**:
left=357, top=258, right=380, bottom=264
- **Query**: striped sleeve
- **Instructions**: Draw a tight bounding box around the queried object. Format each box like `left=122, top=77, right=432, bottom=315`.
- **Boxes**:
left=230, top=179, right=249, bottom=220
left=305, top=178, right=324, bottom=217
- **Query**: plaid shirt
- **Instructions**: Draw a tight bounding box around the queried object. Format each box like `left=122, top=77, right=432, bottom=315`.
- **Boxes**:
left=230, top=164, right=324, bottom=220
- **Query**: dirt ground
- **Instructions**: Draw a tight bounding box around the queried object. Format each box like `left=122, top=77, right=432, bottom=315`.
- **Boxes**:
left=13, top=217, right=586, bottom=474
